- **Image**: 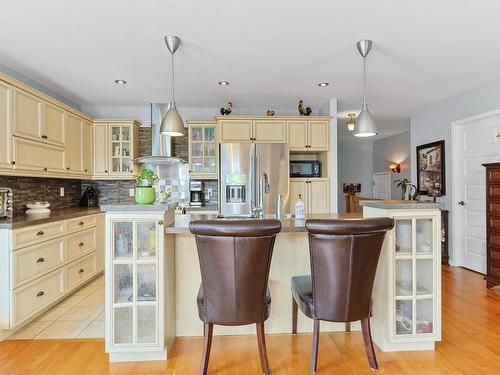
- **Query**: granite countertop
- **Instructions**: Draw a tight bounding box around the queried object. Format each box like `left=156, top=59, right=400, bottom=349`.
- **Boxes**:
left=166, top=213, right=362, bottom=234
left=0, top=207, right=102, bottom=230
left=359, top=200, right=443, bottom=210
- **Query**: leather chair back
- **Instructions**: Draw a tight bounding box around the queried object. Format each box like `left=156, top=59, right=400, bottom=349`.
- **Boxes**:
left=190, top=219, right=281, bottom=325
left=305, top=218, right=394, bottom=322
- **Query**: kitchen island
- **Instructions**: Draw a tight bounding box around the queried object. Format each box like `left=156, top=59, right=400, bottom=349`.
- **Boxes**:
left=102, top=202, right=443, bottom=362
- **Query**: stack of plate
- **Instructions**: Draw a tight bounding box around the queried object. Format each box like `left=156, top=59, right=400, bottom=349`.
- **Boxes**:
left=26, top=201, right=51, bottom=215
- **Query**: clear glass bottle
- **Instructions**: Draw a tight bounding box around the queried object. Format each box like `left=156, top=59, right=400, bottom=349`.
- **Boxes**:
left=295, top=194, right=305, bottom=219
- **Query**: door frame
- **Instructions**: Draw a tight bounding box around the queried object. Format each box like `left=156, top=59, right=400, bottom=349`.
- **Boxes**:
left=372, top=172, right=391, bottom=200
left=451, top=108, right=500, bottom=268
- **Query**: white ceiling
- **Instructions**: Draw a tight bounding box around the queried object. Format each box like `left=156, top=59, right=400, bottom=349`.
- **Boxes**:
left=1, top=0, right=500, bottom=137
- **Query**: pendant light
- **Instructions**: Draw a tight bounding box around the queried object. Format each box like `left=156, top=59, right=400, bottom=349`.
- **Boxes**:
left=354, top=39, right=377, bottom=137
left=160, top=35, right=185, bottom=137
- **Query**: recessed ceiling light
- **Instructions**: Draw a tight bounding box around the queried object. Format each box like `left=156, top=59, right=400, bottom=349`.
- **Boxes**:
left=114, top=79, right=127, bottom=84
left=318, top=82, right=329, bottom=87
left=218, top=81, right=229, bottom=86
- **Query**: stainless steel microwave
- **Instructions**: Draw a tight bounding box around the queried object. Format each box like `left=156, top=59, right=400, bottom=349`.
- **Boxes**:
left=290, top=160, right=320, bottom=178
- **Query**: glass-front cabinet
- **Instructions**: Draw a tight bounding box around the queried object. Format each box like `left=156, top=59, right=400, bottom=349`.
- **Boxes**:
left=187, top=121, right=218, bottom=179
left=105, top=212, right=174, bottom=361
left=364, top=206, right=441, bottom=352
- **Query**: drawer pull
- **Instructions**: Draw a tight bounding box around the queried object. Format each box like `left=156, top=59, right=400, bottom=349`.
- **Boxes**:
left=78, top=269, right=84, bottom=274
left=43, top=167, right=47, bottom=172
left=36, top=257, right=45, bottom=263
left=78, top=221, right=84, bottom=226
left=36, top=291, right=45, bottom=297
left=41, top=135, right=48, bottom=139
left=79, top=242, right=84, bottom=247
left=36, top=231, right=44, bottom=236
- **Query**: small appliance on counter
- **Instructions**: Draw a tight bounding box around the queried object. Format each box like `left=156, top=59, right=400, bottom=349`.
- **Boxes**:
left=290, top=160, right=321, bottom=178
left=0, top=187, right=13, bottom=219
left=80, top=185, right=99, bottom=207
left=25, top=201, right=51, bottom=215
left=190, top=180, right=204, bottom=207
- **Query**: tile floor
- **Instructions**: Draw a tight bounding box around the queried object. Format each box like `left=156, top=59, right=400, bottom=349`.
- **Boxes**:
left=9, top=275, right=105, bottom=340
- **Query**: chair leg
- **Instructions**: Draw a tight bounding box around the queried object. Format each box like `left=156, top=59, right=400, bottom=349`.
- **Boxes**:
left=292, top=298, right=298, bottom=334
left=345, top=322, right=351, bottom=332
left=200, top=323, right=213, bottom=375
left=311, top=319, right=320, bottom=374
left=256, top=322, right=270, bottom=375
left=361, top=318, right=378, bottom=370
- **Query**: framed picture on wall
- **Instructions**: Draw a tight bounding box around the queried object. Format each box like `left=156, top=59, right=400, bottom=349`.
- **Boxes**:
left=416, top=140, right=446, bottom=195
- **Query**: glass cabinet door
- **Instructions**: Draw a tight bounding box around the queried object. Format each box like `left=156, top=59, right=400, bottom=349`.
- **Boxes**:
left=111, top=219, right=160, bottom=346
left=110, top=125, right=133, bottom=174
left=189, top=125, right=217, bottom=176
left=393, top=216, right=436, bottom=338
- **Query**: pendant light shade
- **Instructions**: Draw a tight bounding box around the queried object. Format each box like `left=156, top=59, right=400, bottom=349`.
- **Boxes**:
left=160, top=35, right=185, bottom=137
left=354, top=39, right=377, bottom=138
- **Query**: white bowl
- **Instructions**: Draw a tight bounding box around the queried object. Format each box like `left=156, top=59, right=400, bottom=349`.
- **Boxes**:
left=26, top=201, right=50, bottom=209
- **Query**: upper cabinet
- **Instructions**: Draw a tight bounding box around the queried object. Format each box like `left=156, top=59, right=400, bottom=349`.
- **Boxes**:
left=219, top=118, right=287, bottom=143
left=66, top=113, right=83, bottom=175
left=82, top=120, right=93, bottom=175
left=12, top=88, right=43, bottom=141
left=92, top=120, right=140, bottom=180
left=288, top=119, right=329, bottom=151
left=188, top=121, right=218, bottom=179
left=44, top=103, right=66, bottom=147
left=0, top=81, right=13, bottom=170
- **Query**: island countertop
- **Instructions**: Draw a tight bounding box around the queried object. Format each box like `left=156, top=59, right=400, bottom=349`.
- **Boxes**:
left=360, top=200, right=443, bottom=210
left=166, top=212, right=362, bottom=234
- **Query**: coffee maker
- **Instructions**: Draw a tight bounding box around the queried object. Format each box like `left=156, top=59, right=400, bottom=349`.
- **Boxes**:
left=189, top=180, right=204, bottom=207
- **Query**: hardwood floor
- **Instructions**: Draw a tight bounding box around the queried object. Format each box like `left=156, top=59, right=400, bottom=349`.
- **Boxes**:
left=1, top=266, right=500, bottom=374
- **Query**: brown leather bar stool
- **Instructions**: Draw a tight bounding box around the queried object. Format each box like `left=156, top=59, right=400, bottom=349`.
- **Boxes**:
left=291, top=218, right=394, bottom=373
left=190, top=219, right=282, bottom=375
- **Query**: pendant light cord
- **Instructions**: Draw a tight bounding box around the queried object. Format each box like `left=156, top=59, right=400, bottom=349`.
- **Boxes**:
left=362, top=56, right=367, bottom=108
left=171, top=52, right=175, bottom=103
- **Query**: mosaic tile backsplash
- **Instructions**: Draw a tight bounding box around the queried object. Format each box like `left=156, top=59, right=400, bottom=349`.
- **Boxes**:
left=0, top=176, right=82, bottom=214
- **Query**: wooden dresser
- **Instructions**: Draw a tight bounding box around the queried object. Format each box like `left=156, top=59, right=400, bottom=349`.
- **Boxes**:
left=483, top=162, right=500, bottom=288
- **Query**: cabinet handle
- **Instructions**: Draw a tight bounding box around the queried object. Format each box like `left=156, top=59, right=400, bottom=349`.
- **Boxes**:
left=36, top=257, right=45, bottom=263
left=79, top=269, right=84, bottom=274
left=105, top=170, right=108, bottom=173
left=158, top=220, right=163, bottom=225
left=79, top=242, right=84, bottom=247
left=36, top=231, right=44, bottom=236
left=66, top=167, right=70, bottom=170
left=43, top=167, right=47, bottom=172
left=84, top=169, right=88, bottom=172
left=36, top=291, right=45, bottom=297
left=10, top=161, right=15, bottom=166
left=41, top=135, right=48, bottom=139
left=78, top=221, right=84, bottom=226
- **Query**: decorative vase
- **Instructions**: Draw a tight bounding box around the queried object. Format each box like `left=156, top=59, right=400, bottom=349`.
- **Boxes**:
left=135, top=186, right=156, bottom=204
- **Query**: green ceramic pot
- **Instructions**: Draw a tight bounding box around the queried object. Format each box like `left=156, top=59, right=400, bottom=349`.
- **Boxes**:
left=135, top=186, right=156, bottom=204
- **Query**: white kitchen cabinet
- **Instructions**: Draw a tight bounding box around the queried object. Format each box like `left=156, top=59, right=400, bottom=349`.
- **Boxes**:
left=93, top=120, right=140, bottom=180
left=105, top=211, right=174, bottom=361
left=363, top=205, right=442, bottom=351
left=12, top=88, right=43, bottom=141
left=290, top=178, right=329, bottom=214
left=66, top=113, right=84, bottom=175
left=0, top=81, right=13, bottom=170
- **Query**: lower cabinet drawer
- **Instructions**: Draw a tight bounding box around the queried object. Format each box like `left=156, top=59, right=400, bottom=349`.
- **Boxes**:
left=13, top=221, right=65, bottom=249
left=66, top=252, right=96, bottom=292
left=11, top=268, right=65, bottom=327
left=13, top=237, right=65, bottom=287
left=66, top=215, right=96, bottom=234
left=66, top=228, right=96, bottom=261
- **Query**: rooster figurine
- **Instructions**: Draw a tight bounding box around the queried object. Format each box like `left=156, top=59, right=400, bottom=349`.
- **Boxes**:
left=298, top=100, right=312, bottom=116
left=220, top=102, right=233, bottom=116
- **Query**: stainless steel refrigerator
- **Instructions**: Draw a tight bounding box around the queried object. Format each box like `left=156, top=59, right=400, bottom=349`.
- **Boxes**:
left=219, top=143, right=289, bottom=218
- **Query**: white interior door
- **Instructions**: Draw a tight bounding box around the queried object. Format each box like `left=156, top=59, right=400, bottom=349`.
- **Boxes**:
left=454, top=111, right=500, bottom=273
left=373, top=172, right=391, bottom=200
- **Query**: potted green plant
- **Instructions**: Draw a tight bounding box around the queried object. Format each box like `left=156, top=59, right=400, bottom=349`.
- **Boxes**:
left=135, top=167, right=159, bottom=204
left=393, top=178, right=418, bottom=200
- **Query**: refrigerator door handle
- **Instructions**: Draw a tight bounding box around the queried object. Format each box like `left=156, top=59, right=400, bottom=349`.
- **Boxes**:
left=263, top=172, right=271, bottom=194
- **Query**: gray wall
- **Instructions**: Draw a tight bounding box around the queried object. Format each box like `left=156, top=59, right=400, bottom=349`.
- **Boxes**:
left=0, top=62, right=81, bottom=110
left=410, top=79, right=500, bottom=264
left=373, top=131, right=411, bottom=199
left=337, top=140, right=373, bottom=212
